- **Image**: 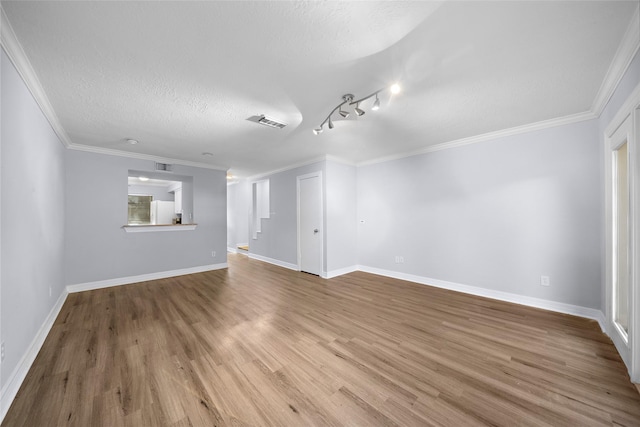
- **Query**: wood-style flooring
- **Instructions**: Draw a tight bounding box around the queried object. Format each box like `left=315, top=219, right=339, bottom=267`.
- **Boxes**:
left=3, top=254, right=640, bottom=426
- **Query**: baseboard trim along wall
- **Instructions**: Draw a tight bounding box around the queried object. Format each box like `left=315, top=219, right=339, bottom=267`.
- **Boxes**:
left=232, top=254, right=608, bottom=332
left=357, top=265, right=607, bottom=333
left=1, top=289, right=69, bottom=423
left=248, top=253, right=299, bottom=271
left=227, top=246, right=238, bottom=254
left=66, top=263, right=228, bottom=293
left=1, top=263, right=230, bottom=423
left=249, top=256, right=606, bottom=331
left=323, top=265, right=359, bottom=279
left=1, top=257, right=609, bottom=424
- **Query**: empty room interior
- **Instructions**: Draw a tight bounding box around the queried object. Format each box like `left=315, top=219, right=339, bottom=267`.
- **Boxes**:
left=2, top=1, right=640, bottom=425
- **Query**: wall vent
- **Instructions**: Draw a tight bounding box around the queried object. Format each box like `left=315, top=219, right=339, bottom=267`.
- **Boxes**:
left=155, top=162, right=173, bottom=172
left=247, top=115, right=287, bottom=129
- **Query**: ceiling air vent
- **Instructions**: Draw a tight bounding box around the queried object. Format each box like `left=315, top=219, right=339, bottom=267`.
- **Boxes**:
left=155, top=162, right=173, bottom=172
left=247, top=115, right=287, bottom=129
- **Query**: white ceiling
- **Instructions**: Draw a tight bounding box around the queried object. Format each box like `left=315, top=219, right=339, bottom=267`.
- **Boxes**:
left=2, top=1, right=638, bottom=177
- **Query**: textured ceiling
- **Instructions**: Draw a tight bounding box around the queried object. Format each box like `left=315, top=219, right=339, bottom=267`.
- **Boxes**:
left=2, top=1, right=638, bottom=177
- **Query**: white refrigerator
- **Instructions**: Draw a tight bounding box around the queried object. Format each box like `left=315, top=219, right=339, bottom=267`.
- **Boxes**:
left=150, top=200, right=175, bottom=225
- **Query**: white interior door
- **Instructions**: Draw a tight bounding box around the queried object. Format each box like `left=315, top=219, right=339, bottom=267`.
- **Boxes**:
left=298, top=173, right=323, bottom=275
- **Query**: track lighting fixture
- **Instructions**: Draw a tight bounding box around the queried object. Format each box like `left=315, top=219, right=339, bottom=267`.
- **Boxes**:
left=313, top=84, right=400, bottom=135
left=349, top=90, right=382, bottom=116
left=313, top=93, right=353, bottom=134
left=372, top=93, right=380, bottom=111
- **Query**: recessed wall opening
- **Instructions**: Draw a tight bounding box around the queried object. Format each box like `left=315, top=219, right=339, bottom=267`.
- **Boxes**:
left=251, top=179, right=270, bottom=239
left=127, top=170, right=194, bottom=225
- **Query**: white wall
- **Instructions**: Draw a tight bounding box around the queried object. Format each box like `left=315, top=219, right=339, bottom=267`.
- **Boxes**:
left=227, top=180, right=250, bottom=250
left=241, top=159, right=357, bottom=276
left=357, top=119, right=603, bottom=309
left=249, top=161, right=325, bottom=268
left=236, top=181, right=250, bottom=246
left=1, top=48, right=66, bottom=389
left=230, top=50, right=640, bottom=314
left=227, top=182, right=237, bottom=249
left=64, top=150, right=227, bottom=285
left=0, top=44, right=229, bottom=420
left=325, top=160, right=358, bottom=275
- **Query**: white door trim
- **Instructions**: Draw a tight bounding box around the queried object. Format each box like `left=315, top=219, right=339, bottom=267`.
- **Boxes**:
left=604, top=80, right=640, bottom=381
left=297, top=171, right=324, bottom=275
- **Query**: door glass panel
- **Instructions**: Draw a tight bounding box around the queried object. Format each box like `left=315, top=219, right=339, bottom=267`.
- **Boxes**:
left=614, top=141, right=629, bottom=335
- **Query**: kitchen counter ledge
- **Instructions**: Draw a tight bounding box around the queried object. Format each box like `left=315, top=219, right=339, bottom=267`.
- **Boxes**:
left=122, top=224, right=198, bottom=233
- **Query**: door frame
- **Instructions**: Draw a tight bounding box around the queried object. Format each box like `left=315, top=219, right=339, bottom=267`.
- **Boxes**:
left=296, top=171, right=324, bottom=275
left=604, top=81, right=640, bottom=381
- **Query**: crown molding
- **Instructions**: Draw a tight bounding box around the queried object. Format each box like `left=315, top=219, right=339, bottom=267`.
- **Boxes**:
left=324, top=155, right=356, bottom=167
left=3, top=3, right=637, bottom=175
left=357, top=110, right=596, bottom=168
left=246, top=156, right=328, bottom=181
left=244, top=154, right=355, bottom=181
left=310, top=6, right=640, bottom=170
left=247, top=106, right=597, bottom=174
left=1, top=5, right=226, bottom=172
left=66, top=143, right=228, bottom=171
left=0, top=5, right=73, bottom=148
left=592, top=5, right=640, bottom=116
left=604, top=80, right=640, bottom=138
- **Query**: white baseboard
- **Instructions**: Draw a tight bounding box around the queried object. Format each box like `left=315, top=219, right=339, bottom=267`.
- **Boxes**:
left=227, top=246, right=238, bottom=254
left=1, top=263, right=228, bottom=423
left=248, top=253, right=299, bottom=271
left=595, top=311, right=607, bottom=334
left=66, top=263, right=228, bottom=293
left=228, top=255, right=607, bottom=332
left=358, top=265, right=607, bottom=332
left=323, top=265, right=359, bottom=279
left=1, top=289, right=68, bottom=423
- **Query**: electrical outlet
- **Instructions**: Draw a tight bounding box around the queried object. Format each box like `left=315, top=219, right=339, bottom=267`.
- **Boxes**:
left=1, top=342, right=5, bottom=362
left=49, top=286, right=52, bottom=297
left=395, top=256, right=405, bottom=264
left=540, top=276, right=550, bottom=287
left=211, top=251, right=216, bottom=258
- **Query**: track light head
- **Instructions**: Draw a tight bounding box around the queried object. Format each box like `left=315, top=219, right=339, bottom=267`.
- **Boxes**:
left=313, top=127, right=323, bottom=135
left=339, top=107, right=349, bottom=118
left=372, top=94, right=380, bottom=111
left=355, top=104, right=365, bottom=116
left=328, top=116, right=334, bottom=129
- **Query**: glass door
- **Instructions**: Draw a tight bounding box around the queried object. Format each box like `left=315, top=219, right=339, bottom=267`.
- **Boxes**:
left=613, top=140, right=630, bottom=339
left=606, top=112, right=634, bottom=371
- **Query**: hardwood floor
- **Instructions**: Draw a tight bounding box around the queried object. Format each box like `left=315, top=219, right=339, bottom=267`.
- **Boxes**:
left=3, top=254, right=640, bottom=426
